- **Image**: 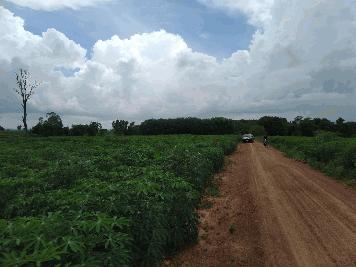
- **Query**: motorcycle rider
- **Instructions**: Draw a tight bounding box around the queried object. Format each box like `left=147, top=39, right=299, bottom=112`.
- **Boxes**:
left=263, top=135, right=268, bottom=146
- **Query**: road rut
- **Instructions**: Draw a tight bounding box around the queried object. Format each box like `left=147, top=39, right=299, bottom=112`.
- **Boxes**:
left=166, top=142, right=356, bottom=267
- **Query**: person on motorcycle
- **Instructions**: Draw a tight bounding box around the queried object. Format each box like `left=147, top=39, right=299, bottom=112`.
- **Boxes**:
left=263, top=135, right=268, bottom=147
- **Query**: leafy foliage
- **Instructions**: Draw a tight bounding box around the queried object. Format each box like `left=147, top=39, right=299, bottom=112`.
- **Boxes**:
left=112, top=119, right=129, bottom=135
left=140, top=117, right=237, bottom=135
left=237, top=116, right=356, bottom=137
left=0, top=212, right=131, bottom=266
left=258, top=116, right=289, bottom=136
left=32, top=112, right=64, bottom=136
left=31, top=112, right=104, bottom=137
left=70, top=122, right=102, bottom=136
left=0, top=133, right=238, bottom=266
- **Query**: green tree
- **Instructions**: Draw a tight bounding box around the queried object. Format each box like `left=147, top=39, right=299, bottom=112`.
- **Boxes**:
left=249, top=124, right=266, bottom=136
left=336, top=117, right=345, bottom=126
left=32, top=112, right=64, bottom=136
left=127, top=122, right=140, bottom=135
left=139, top=117, right=235, bottom=135
left=338, top=122, right=356, bottom=137
left=70, top=124, right=88, bottom=136
left=258, top=116, right=289, bottom=136
left=112, top=119, right=129, bottom=135
left=299, top=118, right=317, bottom=136
left=313, top=118, right=333, bottom=132
left=46, top=112, right=63, bottom=128
left=87, top=122, right=102, bottom=136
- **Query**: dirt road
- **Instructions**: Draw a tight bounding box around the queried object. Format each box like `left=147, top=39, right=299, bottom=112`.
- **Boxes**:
left=165, top=142, right=356, bottom=267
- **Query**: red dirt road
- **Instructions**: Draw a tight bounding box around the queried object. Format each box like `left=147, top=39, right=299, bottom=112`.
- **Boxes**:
left=166, top=142, right=356, bottom=267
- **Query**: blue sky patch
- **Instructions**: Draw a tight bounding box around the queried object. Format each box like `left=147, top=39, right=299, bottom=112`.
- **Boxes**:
left=4, top=0, right=255, bottom=58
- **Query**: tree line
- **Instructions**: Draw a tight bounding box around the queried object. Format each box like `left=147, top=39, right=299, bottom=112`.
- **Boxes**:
left=2, top=114, right=355, bottom=137
left=140, top=117, right=236, bottom=135
left=241, top=116, right=356, bottom=137
left=3, top=69, right=356, bottom=137
left=4, top=114, right=236, bottom=136
left=30, top=113, right=139, bottom=136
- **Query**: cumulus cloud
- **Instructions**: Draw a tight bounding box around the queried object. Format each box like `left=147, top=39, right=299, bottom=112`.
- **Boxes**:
left=197, top=0, right=275, bottom=26
left=0, top=6, right=223, bottom=127
left=1, top=0, right=356, bottom=128
left=5, top=0, right=110, bottom=11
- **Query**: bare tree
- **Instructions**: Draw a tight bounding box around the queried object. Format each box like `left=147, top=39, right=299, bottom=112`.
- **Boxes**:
left=14, top=69, right=40, bottom=131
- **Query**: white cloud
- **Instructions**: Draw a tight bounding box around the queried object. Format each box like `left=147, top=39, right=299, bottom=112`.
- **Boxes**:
left=1, top=0, right=356, bottom=128
left=5, top=0, right=110, bottom=11
left=197, top=0, right=275, bottom=26
left=0, top=7, right=86, bottom=66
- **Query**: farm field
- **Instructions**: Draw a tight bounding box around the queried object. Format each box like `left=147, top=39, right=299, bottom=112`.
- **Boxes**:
left=0, top=132, right=238, bottom=266
left=270, top=135, right=356, bottom=186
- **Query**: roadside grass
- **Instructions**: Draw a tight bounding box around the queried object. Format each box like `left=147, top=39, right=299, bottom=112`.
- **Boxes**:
left=199, top=199, right=213, bottom=209
left=206, top=183, right=220, bottom=197
left=270, top=134, right=356, bottom=186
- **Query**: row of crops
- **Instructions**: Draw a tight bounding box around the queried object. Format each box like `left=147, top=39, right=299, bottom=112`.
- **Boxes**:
left=270, top=134, right=356, bottom=186
left=0, top=132, right=238, bottom=266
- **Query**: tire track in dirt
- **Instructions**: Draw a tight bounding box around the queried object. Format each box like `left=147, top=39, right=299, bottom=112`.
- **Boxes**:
left=164, top=144, right=264, bottom=267
left=165, top=142, right=356, bottom=267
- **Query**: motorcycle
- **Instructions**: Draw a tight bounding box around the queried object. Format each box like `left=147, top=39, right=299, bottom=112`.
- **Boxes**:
left=263, top=139, right=268, bottom=147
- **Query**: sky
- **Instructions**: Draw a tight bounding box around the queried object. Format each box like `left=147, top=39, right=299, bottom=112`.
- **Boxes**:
left=1, top=0, right=356, bottom=128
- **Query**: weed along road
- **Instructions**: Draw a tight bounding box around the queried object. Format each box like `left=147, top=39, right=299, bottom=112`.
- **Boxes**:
left=167, top=142, right=356, bottom=267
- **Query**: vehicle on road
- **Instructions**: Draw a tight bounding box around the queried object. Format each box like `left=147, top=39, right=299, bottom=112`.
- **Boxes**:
left=263, top=135, right=268, bottom=147
left=242, top=133, right=255, bottom=143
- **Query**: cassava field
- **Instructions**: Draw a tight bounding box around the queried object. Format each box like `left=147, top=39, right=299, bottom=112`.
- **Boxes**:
left=0, top=132, right=238, bottom=266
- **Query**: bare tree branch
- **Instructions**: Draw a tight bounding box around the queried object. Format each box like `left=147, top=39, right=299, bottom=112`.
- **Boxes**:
left=13, top=68, right=40, bottom=131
